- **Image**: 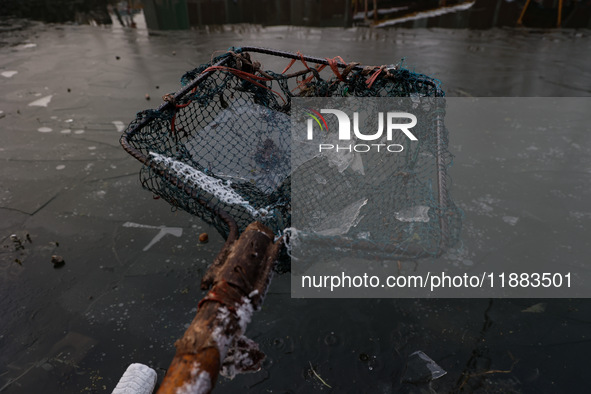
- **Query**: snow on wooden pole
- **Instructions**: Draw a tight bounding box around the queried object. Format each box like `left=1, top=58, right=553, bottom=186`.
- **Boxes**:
left=157, top=221, right=283, bottom=394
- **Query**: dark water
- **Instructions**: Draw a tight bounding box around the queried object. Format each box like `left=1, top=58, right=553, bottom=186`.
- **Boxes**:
left=1, top=13, right=591, bottom=394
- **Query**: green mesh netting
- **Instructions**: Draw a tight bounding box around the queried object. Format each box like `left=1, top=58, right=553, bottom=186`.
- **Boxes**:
left=121, top=47, right=461, bottom=265
left=289, top=95, right=461, bottom=262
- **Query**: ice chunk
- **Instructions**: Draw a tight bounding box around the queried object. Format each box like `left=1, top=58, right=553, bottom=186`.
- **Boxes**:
left=316, top=198, right=368, bottom=236
left=317, top=135, right=365, bottom=175
left=185, top=102, right=290, bottom=194
left=122, top=221, right=183, bottom=251
left=314, top=173, right=327, bottom=185
left=28, top=95, right=53, bottom=107
left=395, top=205, right=430, bottom=222
left=356, top=231, right=371, bottom=240
left=402, top=350, right=447, bottom=383
left=502, top=216, right=519, bottom=226
left=17, top=43, right=37, bottom=49
left=1, top=71, right=18, bottom=78
left=522, top=302, right=546, bottom=313
left=112, top=120, right=126, bottom=132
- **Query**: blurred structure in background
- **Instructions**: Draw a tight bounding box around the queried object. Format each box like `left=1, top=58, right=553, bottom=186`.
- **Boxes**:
left=143, top=0, right=190, bottom=29
left=1, top=0, right=590, bottom=31
left=138, top=0, right=591, bottom=29
left=1, top=0, right=114, bottom=25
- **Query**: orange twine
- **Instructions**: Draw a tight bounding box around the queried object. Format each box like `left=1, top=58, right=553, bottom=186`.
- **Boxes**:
left=326, top=56, right=347, bottom=82
left=366, top=65, right=386, bottom=89
left=169, top=63, right=288, bottom=134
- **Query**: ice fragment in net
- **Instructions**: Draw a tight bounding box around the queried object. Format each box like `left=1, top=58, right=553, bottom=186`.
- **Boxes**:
left=185, top=102, right=290, bottom=193
left=315, top=198, right=368, bottom=236
left=394, top=205, right=430, bottom=223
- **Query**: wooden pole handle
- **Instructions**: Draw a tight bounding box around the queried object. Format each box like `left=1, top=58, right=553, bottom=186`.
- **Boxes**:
left=157, top=222, right=282, bottom=393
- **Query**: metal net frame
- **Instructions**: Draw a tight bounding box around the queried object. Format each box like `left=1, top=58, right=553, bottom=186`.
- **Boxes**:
left=120, top=46, right=461, bottom=263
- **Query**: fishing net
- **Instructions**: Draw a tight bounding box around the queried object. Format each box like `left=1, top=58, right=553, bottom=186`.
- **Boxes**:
left=121, top=47, right=462, bottom=267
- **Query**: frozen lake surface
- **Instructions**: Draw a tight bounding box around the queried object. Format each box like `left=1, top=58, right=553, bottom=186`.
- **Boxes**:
left=1, top=17, right=591, bottom=393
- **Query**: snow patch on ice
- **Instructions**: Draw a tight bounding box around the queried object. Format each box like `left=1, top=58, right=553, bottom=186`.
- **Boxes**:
left=112, top=120, right=126, bottom=132
left=28, top=95, right=53, bottom=107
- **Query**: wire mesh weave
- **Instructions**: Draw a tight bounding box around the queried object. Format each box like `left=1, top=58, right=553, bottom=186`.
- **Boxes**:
left=120, top=47, right=461, bottom=261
